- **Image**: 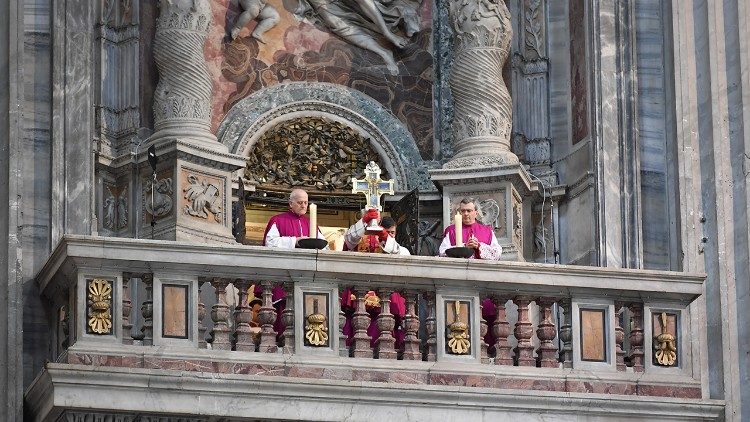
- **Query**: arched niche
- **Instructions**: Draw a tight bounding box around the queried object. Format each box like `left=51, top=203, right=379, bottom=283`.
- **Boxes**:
left=217, top=82, right=432, bottom=192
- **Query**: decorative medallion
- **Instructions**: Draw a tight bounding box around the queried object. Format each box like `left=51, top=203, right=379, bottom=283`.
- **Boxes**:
left=87, top=279, right=113, bottom=335
left=244, top=117, right=387, bottom=192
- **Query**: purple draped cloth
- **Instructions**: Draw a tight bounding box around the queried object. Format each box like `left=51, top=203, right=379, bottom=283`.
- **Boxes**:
left=340, top=288, right=406, bottom=350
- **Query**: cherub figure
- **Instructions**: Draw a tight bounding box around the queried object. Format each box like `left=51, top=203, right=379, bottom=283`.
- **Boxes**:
left=230, top=0, right=280, bottom=43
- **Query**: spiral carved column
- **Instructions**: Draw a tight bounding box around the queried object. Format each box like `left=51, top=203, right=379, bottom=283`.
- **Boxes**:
left=447, top=0, right=517, bottom=168
left=151, top=0, right=216, bottom=145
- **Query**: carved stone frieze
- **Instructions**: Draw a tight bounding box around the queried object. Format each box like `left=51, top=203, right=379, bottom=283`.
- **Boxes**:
left=447, top=0, right=516, bottom=167
left=183, top=173, right=223, bottom=223
left=152, top=0, right=214, bottom=143
left=244, top=116, right=387, bottom=192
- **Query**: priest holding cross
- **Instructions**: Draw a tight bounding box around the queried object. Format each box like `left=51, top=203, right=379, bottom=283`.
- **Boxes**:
left=341, top=161, right=408, bottom=352
left=344, top=162, right=409, bottom=255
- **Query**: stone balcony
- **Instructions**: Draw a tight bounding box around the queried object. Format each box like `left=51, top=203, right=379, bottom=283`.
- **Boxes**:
left=25, top=236, right=724, bottom=421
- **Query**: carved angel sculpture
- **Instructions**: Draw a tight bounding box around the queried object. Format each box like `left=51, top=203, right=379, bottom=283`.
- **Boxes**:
left=230, top=0, right=280, bottom=43
left=183, top=175, right=222, bottom=222
left=295, top=0, right=423, bottom=74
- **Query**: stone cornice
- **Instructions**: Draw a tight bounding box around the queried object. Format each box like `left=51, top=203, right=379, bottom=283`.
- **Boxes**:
left=25, top=364, right=724, bottom=421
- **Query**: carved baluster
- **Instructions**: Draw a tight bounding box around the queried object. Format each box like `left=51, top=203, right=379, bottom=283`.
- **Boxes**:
left=197, top=279, right=207, bottom=349
left=375, top=289, right=396, bottom=359
left=140, top=273, right=154, bottom=346
left=424, top=292, right=437, bottom=362
left=514, top=296, right=535, bottom=366
left=339, top=290, right=349, bottom=357
left=615, top=302, right=626, bottom=371
left=480, top=299, right=489, bottom=364
left=492, top=296, right=513, bottom=365
left=351, top=288, right=373, bottom=358
left=628, top=302, right=645, bottom=372
left=401, top=291, right=421, bottom=360
left=122, top=272, right=133, bottom=344
left=209, top=278, right=232, bottom=350
left=558, top=298, right=573, bottom=368
left=281, top=281, right=295, bottom=354
left=257, top=281, right=278, bottom=353
left=536, top=298, right=558, bottom=368
left=234, top=279, right=255, bottom=352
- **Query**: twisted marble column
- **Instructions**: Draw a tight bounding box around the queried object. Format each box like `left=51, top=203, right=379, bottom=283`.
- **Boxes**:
left=152, top=0, right=216, bottom=144
left=447, top=0, right=517, bottom=168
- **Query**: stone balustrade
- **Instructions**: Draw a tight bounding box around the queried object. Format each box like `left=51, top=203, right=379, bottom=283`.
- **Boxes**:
left=26, top=235, right=723, bottom=421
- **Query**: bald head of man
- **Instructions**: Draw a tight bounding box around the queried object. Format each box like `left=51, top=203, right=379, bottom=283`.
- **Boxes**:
left=288, top=188, right=309, bottom=216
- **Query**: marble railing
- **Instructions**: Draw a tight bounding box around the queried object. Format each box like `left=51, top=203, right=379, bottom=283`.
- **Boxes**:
left=26, top=235, right=722, bottom=421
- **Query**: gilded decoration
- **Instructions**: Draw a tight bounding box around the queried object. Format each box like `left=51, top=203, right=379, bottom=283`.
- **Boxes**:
left=87, top=278, right=113, bottom=335
left=447, top=301, right=470, bottom=355
left=244, top=117, right=387, bottom=192
left=654, top=312, right=677, bottom=366
left=305, top=313, right=329, bottom=346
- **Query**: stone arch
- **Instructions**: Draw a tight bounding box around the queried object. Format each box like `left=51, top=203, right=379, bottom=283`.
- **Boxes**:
left=217, top=82, right=431, bottom=191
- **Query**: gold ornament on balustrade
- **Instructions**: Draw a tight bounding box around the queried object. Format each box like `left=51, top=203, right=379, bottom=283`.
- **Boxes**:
left=447, top=301, right=470, bottom=355
left=305, top=313, right=329, bottom=346
left=87, top=278, right=113, bottom=335
left=654, top=312, right=677, bottom=366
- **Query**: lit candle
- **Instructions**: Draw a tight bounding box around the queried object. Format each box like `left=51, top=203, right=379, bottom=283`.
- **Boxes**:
left=309, top=203, right=317, bottom=237
left=454, top=211, right=463, bottom=247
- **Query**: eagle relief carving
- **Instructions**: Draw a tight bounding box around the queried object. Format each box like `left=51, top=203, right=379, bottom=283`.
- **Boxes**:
left=183, top=174, right=223, bottom=223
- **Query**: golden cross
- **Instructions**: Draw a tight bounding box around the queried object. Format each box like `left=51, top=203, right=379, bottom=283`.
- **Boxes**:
left=351, top=161, right=394, bottom=211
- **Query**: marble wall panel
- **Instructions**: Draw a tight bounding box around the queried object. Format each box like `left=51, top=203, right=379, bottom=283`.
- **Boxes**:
left=569, top=0, right=588, bottom=145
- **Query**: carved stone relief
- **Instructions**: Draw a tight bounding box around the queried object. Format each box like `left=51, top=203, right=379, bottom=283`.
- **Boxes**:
left=449, top=193, right=507, bottom=238
left=244, top=116, right=387, bottom=192
left=532, top=211, right=554, bottom=261
left=103, top=185, right=128, bottom=230
left=294, top=0, right=425, bottom=74
left=524, top=0, right=545, bottom=60
left=143, top=176, right=174, bottom=219
left=183, top=173, right=223, bottom=223
left=447, top=0, right=516, bottom=166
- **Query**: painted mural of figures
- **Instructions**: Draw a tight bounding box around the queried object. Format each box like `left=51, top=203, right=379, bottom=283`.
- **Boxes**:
left=295, top=0, right=423, bottom=74
left=230, top=0, right=280, bottom=43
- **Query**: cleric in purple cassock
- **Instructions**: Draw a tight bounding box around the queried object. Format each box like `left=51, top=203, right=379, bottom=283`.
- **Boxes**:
left=262, top=188, right=327, bottom=248
left=439, top=197, right=503, bottom=350
left=260, top=188, right=327, bottom=334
